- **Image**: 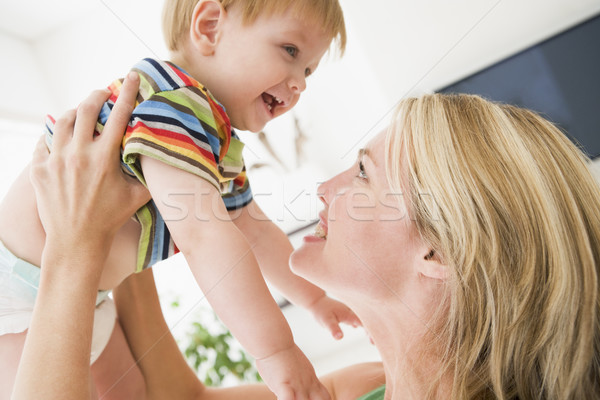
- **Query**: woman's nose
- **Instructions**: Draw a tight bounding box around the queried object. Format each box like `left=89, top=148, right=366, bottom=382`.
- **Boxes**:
left=317, top=180, right=330, bottom=207
left=317, top=170, right=348, bottom=206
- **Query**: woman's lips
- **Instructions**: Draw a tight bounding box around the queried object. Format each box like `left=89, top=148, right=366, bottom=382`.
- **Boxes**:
left=303, top=234, right=326, bottom=243
left=315, top=211, right=328, bottom=239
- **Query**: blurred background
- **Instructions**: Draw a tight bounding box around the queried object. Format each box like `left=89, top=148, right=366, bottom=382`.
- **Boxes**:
left=1, top=0, right=599, bottom=379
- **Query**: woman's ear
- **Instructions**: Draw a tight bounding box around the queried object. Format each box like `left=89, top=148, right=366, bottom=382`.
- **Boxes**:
left=189, top=0, right=224, bottom=56
left=419, top=249, right=450, bottom=281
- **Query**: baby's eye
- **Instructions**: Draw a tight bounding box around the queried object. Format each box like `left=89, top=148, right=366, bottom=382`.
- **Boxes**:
left=356, top=161, right=369, bottom=181
left=284, top=45, right=298, bottom=58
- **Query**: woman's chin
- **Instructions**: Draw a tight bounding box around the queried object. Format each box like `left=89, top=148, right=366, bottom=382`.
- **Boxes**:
left=290, top=239, right=326, bottom=277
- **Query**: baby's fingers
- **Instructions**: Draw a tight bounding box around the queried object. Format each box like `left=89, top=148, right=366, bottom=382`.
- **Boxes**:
left=342, top=311, right=362, bottom=328
left=320, top=314, right=343, bottom=340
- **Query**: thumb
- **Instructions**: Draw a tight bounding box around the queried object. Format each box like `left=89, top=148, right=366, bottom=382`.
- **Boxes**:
left=128, top=178, right=151, bottom=209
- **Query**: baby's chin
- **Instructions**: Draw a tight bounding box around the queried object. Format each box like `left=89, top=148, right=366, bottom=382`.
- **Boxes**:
left=227, top=112, right=260, bottom=133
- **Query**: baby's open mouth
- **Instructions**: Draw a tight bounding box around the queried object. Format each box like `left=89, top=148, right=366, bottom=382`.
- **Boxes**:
left=262, top=93, right=283, bottom=113
left=315, top=224, right=327, bottom=240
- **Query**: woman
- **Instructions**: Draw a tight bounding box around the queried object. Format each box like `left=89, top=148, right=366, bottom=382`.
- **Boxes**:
left=292, top=95, right=600, bottom=398
left=15, top=86, right=600, bottom=399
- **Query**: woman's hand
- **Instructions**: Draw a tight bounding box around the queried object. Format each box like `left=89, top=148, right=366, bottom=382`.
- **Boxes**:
left=29, top=72, right=150, bottom=256
left=13, top=73, right=150, bottom=400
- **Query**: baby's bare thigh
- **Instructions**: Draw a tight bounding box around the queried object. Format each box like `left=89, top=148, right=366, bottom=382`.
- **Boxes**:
left=0, top=164, right=140, bottom=290
left=91, top=319, right=147, bottom=399
left=0, top=330, right=27, bottom=400
left=0, top=165, right=46, bottom=267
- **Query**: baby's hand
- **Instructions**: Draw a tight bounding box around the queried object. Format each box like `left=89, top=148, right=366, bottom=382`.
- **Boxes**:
left=308, top=295, right=362, bottom=340
left=256, top=344, right=330, bottom=400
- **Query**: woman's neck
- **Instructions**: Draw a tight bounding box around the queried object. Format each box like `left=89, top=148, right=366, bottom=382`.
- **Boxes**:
left=353, top=303, right=451, bottom=399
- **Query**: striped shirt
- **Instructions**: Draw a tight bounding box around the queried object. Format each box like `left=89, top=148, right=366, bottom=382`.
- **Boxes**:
left=45, top=58, right=252, bottom=271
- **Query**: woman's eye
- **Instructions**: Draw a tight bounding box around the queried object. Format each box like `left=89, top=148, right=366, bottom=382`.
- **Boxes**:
left=284, top=45, right=298, bottom=58
left=357, top=161, right=369, bottom=181
left=304, top=67, right=312, bottom=77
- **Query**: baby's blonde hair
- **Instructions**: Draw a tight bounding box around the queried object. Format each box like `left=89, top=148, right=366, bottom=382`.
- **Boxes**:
left=162, top=0, right=346, bottom=53
left=386, top=93, right=600, bottom=399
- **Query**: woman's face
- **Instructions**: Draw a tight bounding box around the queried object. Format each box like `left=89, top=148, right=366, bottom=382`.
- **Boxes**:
left=291, top=130, right=429, bottom=303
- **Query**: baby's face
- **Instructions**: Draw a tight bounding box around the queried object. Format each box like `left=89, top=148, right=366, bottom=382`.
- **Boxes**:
left=206, top=7, right=331, bottom=132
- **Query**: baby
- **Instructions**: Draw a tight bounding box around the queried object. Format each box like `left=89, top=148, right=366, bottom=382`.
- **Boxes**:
left=0, top=0, right=359, bottom=398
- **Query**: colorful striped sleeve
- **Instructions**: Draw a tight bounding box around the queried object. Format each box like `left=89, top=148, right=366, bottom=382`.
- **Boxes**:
left=222, top=166, right=253, bottom=210
left=221, top=131, right=253, bottom=210
left=122, top=86, right=224, bottom=191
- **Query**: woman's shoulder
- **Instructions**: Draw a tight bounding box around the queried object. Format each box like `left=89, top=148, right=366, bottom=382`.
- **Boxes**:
left=321, top=362, right=385, bottom=400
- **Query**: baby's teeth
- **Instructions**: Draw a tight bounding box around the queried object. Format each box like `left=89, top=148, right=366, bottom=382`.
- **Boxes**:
left=267, top=104, right=272, bottom=111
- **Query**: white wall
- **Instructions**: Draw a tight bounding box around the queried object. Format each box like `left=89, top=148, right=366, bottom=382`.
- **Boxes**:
left=0, top=34, right=52, bottom=122
left=342, top=0, right=600, bottom=103
left=32, top=0, right=169, bottom=117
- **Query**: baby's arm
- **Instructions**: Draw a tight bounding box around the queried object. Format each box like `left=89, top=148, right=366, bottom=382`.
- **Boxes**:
left=141, top=156, right=329, bottom=400
left=231, top=201, right=361, bottom=339
left=114, top=268, right=384, bottom=400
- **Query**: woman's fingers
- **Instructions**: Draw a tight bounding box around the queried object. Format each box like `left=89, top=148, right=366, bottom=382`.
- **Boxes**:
left=126, top=174, right=152, bottom=210
left=102, top=71, right=139, bottom=149
left=29, top=136, right=50, bottom=188
left=31, top=135, right=49, bottom=166
left=51, top=109, right=76, bottom=156
left=72, top=88, right=113, bottom=148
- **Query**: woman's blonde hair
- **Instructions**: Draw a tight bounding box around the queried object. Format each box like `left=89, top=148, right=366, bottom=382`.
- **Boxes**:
left=386, top=93, right=600, bottom=399
left=162, top=0, right=346, bottom=53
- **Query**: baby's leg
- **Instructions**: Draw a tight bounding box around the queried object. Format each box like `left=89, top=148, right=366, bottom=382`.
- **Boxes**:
left=91, top=319, right=146, bottom=400
left=0, top=312, right=145, bottom=400
left=0, top=331, right=26, bottom=400
left=0, top=163, right=141, bottom=291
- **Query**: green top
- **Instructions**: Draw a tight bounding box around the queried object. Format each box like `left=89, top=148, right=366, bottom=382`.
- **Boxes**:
left=356, top=385, right=385, bottom=400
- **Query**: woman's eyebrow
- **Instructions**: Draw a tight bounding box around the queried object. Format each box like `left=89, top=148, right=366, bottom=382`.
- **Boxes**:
left=358, top=148, right=376, bottom=166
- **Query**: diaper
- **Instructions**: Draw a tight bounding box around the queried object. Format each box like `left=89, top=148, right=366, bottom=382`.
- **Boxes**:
left=0, top=240, right=116, bottom=364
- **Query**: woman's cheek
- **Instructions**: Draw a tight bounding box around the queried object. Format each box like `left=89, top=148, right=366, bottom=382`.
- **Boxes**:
left=344, top=188, right=378, bottom=222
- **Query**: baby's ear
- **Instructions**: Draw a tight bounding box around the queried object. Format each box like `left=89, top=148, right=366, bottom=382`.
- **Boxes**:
left=190, top=0, right=224, bottom=55
left=419, top=249, right=450, bottom=281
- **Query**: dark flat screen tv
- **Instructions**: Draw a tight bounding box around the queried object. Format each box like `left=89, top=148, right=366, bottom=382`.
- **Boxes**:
left=438, top=13, right=600, bottom=159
